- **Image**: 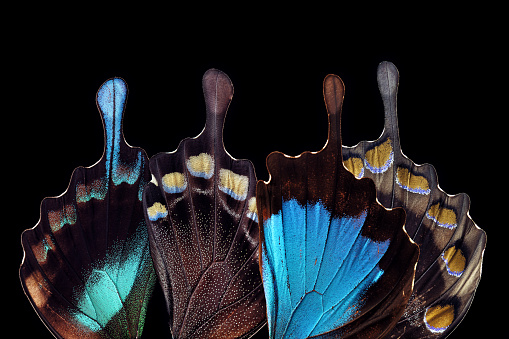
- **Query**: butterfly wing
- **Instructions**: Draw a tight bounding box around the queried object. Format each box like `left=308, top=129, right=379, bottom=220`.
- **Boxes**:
left=342, top=61, right=486, bottom=338
left=143, top=69, right=266, bottom=338
left=20, top=78, right=155, bottom=338
left=257, top=74, right=419, bottom=339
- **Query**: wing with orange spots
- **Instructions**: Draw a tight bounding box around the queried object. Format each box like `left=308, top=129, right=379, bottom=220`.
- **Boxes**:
left=342, top=62, right=486, bottom=338
left=256, top=74, right=419, bottom=338
left=20, top=78, right=155, bottom=338
left=142, top=69, right=266, bottom=338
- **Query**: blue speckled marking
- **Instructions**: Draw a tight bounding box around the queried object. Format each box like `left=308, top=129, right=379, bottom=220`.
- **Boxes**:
left=76, top=177, right=108, bottom=203
left=112, top=151, right=143, bottom=186
left=364, top=150, right=394, bottom=174
left=97, top=78, right=142, bottom=187
left=355, top=166, right=364, bottom=179
left=137, top=163, right=147, bottom=201
left=395, top=176, right=431, bottom=195
left=71, top=221, right=154, bottom=332
left=261, top=199, right=390, bottom=338
left=187, top=167, right=213, bottom=179
left=47, top=205, right=76, bottom=233
left=147, top=210, right=168, bottom=221
left=424, top=306, right=451, bottom=334
left=441, top=252, right=464, bottom=277
left=424, top=320, right=448, bottom=334
left=36, top=236, right=54, bottom=263
left=162, top=181, right=187, bottom=194
left=246, top=211, right=258, bottom=223
left=218, top=186, right=247, bottom=201
left=425, top=211, right=457, bottom=230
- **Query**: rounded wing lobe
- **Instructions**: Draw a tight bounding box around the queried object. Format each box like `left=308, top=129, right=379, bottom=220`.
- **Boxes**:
left=143, top=69, right=266, bottom=338
left=257, top=74, right=419, bottom=339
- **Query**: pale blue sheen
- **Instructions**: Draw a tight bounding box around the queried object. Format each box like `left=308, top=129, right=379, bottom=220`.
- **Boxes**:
left=97, top=78, right=142, bottom=186
left=147, top=210, right=168, bottom=221
left=364, top=150, right=394, bottom=174
left=219, top=186, right=247, bottom=201
left=187, top=168, right=214, bottom=179
left=71, top=222, right=153, bottom=332
left=162, top=181, right=187, bottom=194
left=261, top=199, right=390, bottom=338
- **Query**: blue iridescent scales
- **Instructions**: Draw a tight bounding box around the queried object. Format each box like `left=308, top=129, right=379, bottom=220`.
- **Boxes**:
left=20, top=78, right=155, bottom=338
left=261, top=200, right=389, bottom=338
left=342, top=62, right=486, bottom=337
left=256, top=73, right=419, bottom=338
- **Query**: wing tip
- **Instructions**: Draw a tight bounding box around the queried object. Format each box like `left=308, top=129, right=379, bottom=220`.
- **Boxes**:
left=323, top=73, right=345, bottom=117
left=202, top=68, right=234, bottom=101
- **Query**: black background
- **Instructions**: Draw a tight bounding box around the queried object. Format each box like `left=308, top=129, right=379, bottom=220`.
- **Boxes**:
left=5, top=10, right=503, bottom=338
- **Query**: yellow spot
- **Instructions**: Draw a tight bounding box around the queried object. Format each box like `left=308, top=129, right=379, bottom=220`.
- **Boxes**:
left=396, top=167, right=430, bottom=194
left=427, top=203, right=457, bottom=229
left=344, top=157, right=364, bottom=178
left=442, top=246, right=466, bottom=276
left=365, top=138, right=393, bottom=172
left=219, top=169, right=249, bottom=200
left=425, top=304, right=454, bottom=333
left=247, top=197, right=258, bottom=222
left=162, top=172, right=187, bottom=193
left=147, top=202, right=168, bottom=221
left=187, top=153, right=214, bottom=178
left=248, top=197, right=257, bottom=214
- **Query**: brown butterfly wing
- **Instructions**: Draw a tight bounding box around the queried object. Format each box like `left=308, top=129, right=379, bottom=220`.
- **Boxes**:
left=143, top=69, right=266, bottom=338
left=342, top=62, right=486, bottom=338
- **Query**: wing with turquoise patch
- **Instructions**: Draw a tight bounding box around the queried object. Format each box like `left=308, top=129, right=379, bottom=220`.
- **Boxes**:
left=256, top=74, right=419, bottom=339
left=143, top=69, right=266, bottom=338
left=342, top=61, right=486, bottom=338
left=20, top=78, right=155, bottom=338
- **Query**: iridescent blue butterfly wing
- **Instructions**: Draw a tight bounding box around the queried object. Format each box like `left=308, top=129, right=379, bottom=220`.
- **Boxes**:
left=342, top=62, right=486, bottom=338
left=20, top=78, right=155, bottom=338
left=256, top=74, right=419, bottom=338
left=143, top=69, right=266, bottom=338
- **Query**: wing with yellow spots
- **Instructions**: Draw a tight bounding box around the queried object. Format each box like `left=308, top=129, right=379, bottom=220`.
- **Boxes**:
left=20, top=78, right=155, bottom=338
left=142, top=69, right=266, bottom=338
left=342, top=62, right=486, bottom=338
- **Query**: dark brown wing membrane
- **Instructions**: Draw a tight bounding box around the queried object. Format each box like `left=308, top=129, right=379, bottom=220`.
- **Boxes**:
left=342, top=61, right=486, bottom=338
left=143, top=69, right=266, bottom=338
